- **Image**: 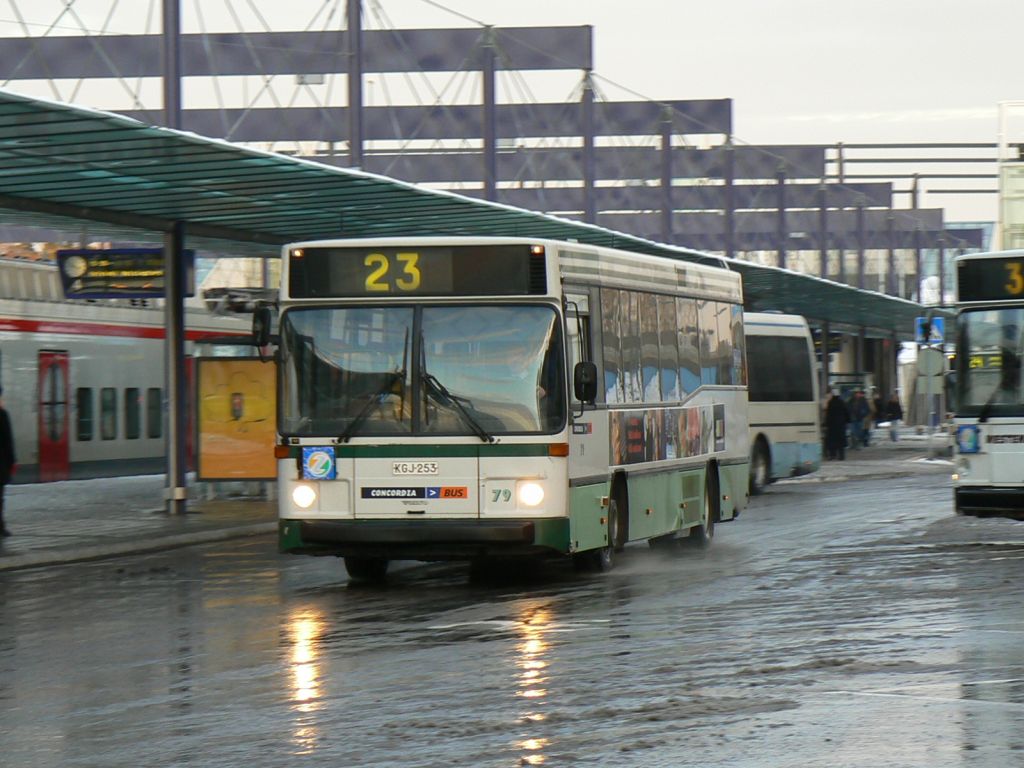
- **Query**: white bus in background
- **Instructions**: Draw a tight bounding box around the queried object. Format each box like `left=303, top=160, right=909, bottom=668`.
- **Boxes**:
left=743, top=312, right=822, bottom=493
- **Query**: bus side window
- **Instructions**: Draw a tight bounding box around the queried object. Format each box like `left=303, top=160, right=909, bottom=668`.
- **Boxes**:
left=568, top=309, right=592, bottom=372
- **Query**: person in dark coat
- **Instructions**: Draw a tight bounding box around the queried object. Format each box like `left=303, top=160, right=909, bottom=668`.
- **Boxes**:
left=824, top=390, right=850, bottom=460
left=884, top=392, right=904, bottom=442
left=0, top=386, right=15, bottom=536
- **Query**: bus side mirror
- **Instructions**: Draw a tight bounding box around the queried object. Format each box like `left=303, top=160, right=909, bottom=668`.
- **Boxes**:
left=252, top=306, right=271, bottom=347
left=574, top=361, right=598, bottom=404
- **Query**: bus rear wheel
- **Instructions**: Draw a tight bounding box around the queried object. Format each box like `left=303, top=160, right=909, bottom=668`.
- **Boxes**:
left=344, top=556, right=389, bottom=583
left=750, top=441, right=770, bottom=495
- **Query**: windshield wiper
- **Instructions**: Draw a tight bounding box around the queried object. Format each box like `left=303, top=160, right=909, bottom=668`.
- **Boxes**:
left=421, top=371, right=494, bottom=443
left=338, top=372, right=401, bottom=443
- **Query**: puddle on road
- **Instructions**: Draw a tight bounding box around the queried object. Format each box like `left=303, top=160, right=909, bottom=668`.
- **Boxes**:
left=836, top=677, right=1024, bottom=707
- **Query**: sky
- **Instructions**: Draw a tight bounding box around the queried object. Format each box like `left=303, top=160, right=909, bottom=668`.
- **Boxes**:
left=1, top=0, right=1023, bottom=222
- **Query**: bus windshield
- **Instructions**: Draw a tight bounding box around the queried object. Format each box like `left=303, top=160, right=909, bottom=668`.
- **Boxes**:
left=957, top=307, right=1024, bottom=418
left=279, top=304, right=565, bottom=437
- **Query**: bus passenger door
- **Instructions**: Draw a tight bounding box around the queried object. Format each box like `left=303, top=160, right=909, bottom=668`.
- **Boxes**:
left=38, top=350, right=70, bottom=482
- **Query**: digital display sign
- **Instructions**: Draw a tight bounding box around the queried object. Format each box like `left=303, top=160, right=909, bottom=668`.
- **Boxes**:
left=57, top=248, right=195, bottom=299
left=287, top=244, right=546, bottom=298
left=957, top=255, right=1024, bottom=303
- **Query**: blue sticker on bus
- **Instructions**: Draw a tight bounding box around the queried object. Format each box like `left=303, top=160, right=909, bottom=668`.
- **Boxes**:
left=302, top=447, right=337, bottom=479
left=956, top=425, right=980, bottom=454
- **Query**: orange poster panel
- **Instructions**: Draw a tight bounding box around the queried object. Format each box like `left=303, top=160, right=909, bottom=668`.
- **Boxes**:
left=197, top=358, right=277, bottom=480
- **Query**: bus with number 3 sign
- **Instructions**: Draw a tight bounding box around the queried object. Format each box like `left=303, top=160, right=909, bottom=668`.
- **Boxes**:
left=259, top=237, right=750, bottom=580
left=952, top=249, right=1024, bottom=519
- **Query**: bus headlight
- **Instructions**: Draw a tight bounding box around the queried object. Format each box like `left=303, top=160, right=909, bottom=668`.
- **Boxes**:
left=517, top=482, right=545, bottom=507
left=292, top=483, right=318, bottom=509
left=954, top=458, right=970, bottom=480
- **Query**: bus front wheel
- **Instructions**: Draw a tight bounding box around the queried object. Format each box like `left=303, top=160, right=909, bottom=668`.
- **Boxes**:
left=685, top=476, right=716, bottom=548
left=344, top=556, right=389, bottom=583
left=574, top=499, right=618, bottom=572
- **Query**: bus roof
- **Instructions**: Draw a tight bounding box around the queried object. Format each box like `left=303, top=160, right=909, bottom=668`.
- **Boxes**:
left=743, top=311, right=810, bottom=333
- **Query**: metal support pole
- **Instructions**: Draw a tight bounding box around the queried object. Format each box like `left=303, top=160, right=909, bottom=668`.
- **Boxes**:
left=776, top=166, right=787, bottom=270
left=913, top=226, right=922, bottom=302
left=482, top=26, right=497, bottom=202
left=164, top=222, right=188, bottom=515
left=723, top=142, right=735, bottom=260
left=660, top=107, right=673, bottom=243
left=581, top=71, right=596, bottom=224
left=161, top=0, right=182, bottom=129
left=856, top=328, right=865, bottom=383
left=347, top=0, right=364, bottom=168
left=937, top=236, right=947, bottom=305
left=821, top=320, right=831, bottom=398
left=818, top=184, right=828, bottom=280
left=886, top=212, right=896, bottom=296
left=856, top=200, right=866, bottom=290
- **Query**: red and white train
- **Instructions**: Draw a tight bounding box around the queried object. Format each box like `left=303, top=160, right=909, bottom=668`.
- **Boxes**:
left=0, top=257, right=248, bottom=483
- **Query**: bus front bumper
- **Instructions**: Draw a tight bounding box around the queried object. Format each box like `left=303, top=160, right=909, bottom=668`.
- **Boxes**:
left=954, top=486, right=1024, bottom=520
left=279, top=517, right=571, bottom=561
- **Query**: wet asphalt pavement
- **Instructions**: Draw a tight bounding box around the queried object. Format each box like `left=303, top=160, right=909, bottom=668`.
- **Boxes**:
left=1, top=468, right=1022, bottom=767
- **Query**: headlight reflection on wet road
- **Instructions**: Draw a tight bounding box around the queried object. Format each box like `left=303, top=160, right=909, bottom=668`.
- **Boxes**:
left=288, top=610, right=326, bottom=755
left=515, top=606, right=553, bottom=765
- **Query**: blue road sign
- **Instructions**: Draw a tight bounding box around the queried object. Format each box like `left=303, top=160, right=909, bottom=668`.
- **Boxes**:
left=915, top=316, right=944, bottom=344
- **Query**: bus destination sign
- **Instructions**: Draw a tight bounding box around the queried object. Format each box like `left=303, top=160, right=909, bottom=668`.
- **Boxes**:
left=957, top=255, right=1024, bottom=303
left=287, top=244, right=546, bottom=298
left=57, top=248, right=195, bottom=299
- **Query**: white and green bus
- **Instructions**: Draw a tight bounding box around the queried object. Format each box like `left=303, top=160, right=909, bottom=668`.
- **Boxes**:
left=264, top=237, right=750, bottom=579
left=952, top=249, right=1024, bottom=519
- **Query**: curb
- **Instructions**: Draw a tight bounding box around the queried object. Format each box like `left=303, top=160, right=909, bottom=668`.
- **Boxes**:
left=779, top=459, right=952, bottom=486
left=0, top=522, right=277, bottom=573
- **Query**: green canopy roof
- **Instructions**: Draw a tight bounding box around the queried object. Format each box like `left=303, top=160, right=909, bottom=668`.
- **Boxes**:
left=0, top=88, right=940, bottom=337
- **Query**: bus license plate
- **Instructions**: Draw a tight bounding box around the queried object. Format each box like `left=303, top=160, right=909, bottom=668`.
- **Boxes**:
left=392, top=461, right=438, bottom=475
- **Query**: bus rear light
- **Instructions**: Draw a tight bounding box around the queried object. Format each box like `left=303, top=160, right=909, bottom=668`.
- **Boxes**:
left=274, top=445, right=292, bottom=459
left=548, top=443, right=570, bottom=457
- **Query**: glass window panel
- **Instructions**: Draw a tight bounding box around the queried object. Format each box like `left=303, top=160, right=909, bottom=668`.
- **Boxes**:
left=715, top=302, right=734, bottom=385
left=147, top=388, right=162, bottom=439
left=76, top=388, right=93, bottom=442
left=101, top=387, right=117, bottom=440
left=698, top=299, right=719, bottom=385
left=600, top=288, right=623, bottom=404
left=657, top=295, right=680, bottom=401
left=731, top=304, right=746, bottom=386
left=125, top=387, right=141, bottom=439
left=957, top=307, right=1024, bottom=417
left=279, top=306, right=415, bottom=436
left=621, top=291, right=642, bottom=403
left=677, top=298, right=700, bottom=396
left=639, top=292, right=661, bottom=402
left=420, top=305, right=564, bottom=434
left=749, top=337, right=814, bottom=401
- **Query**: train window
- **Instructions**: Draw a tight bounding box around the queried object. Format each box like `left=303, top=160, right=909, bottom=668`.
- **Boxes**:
left=147, top=388, right=162, bottom=439
left=76, top=388, right=94, bottom=441
left=125, top=388, right=141, bottom=440
left=101, top=387, right=117, bottom=440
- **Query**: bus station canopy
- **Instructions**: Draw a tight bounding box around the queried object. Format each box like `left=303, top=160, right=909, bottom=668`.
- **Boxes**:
left=0, top=88, right=940, bottom=338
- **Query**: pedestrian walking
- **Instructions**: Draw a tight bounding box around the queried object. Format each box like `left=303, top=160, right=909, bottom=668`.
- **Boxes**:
left=849, top=390, right=870, bottom=448
left=0, top=386, right=15, bottom=536
left=869, top=389, right=883, bottom=446
left=824, top=390, right=850, bottom=460
left=885, top=392, right=904, bottom=442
